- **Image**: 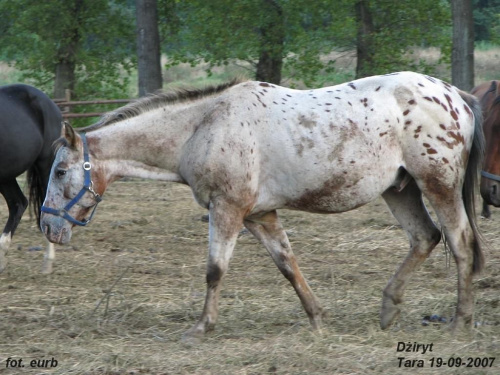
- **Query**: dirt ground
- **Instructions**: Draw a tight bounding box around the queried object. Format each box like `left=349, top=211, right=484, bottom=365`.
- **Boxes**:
left=0, top=179, right=499, bottom=375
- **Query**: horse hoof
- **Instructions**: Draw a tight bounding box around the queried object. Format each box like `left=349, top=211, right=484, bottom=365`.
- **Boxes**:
left=449, top=317, right=472, bottom=333
left=41, top=260, right=54, bottom=274
left=380, top=302, right=401, bottom=330
left=181, top=328, right=204, bottom=346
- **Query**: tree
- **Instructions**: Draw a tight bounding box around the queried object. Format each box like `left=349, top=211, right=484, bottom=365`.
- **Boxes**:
left=355, top=0, right=375, bottom=78
left=451, top=0, right=474, bottom=90
left=473, top=0, right=500, bottom=42
left=136, top=0, right=163, bottom=96
left=0, top=0, right=135, bottom=99
left=353, top=0, right=451, bottom=78
left=161, top=0, right=345, bottom=86
left=161, top=0, right=451, bottom=86
left=255, top=0, right=285, bottom=84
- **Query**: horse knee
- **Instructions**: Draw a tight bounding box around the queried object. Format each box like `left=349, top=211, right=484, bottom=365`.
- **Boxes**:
left=206, top=262, right=226, bottom=287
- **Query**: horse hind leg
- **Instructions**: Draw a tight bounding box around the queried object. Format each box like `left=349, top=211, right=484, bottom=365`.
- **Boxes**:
left=244, top=211, right=324, bottom=330
left=420, top=181, right=481, bottom=331
left=0, top=180, right=28, bottom=272
left=380, top=179, right=441, bottom=329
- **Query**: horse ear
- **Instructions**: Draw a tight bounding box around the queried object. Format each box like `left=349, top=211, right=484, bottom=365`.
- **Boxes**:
left=61, top=121, right=79, bottom=149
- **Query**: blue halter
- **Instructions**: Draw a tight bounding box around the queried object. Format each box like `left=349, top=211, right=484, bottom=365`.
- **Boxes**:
left=481, top=170, right=500, bottom=183
left=41, top=133, right=102, bottom=226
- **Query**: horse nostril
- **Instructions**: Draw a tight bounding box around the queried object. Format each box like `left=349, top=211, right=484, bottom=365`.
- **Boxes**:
left=492, top=185, right=497, bottom=197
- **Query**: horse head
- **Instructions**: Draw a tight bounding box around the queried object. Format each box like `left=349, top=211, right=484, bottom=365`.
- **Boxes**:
left=40, top=123, right=106, bottom=244
left=480, top=84, right=500, bottom=207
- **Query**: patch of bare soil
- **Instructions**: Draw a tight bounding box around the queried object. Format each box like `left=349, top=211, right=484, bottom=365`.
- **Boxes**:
left=0, top=179, right=499, bottom=374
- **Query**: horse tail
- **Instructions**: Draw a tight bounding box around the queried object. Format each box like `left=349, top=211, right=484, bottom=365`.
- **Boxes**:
left=27, top=165, right=46, bottom=229
left=459, top=90, right=486, bottom=275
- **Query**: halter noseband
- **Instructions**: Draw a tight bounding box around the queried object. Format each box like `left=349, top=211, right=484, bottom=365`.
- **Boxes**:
left=481, top=170, right=500, bottom=183
left=41, top=133, right=102, bottom=226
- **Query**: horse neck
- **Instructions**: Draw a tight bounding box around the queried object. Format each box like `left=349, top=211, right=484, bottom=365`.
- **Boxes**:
left=87, top=102, right=204, bottom=183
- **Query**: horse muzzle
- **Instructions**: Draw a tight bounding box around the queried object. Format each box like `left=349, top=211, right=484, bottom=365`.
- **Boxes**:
left=40, top=214, right=73, bottom=245
left=480, top=172, right=500, bottom=206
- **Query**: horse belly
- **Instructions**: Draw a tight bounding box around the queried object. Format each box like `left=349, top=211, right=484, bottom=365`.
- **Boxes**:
left=282, top=170, right=396, bottom=213
left=0, top=113, right=43, bottom=178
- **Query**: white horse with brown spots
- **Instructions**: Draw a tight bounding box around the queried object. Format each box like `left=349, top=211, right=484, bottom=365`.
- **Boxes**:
left=40, top=72, right=485, bottom=341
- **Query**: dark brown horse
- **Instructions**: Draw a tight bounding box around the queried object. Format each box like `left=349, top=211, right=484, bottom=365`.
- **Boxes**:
left=472, top=81, right=500, bottom=217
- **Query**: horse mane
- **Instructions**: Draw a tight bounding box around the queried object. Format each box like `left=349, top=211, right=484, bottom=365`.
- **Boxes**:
left=82, top=78, right=245, bottom=132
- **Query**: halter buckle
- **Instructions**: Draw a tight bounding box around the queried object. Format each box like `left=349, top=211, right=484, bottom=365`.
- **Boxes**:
left=83, top=161, right=92, bottom=171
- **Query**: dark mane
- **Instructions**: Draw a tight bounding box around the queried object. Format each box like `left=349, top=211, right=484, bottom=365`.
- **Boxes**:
left=82, top=78, right=245, bottom=132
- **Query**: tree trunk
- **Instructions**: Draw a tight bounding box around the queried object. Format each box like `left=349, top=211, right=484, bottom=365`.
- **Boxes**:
left=53, top=0, right=83, bottom=99
left=136, top=0, right=162, bottom=97
left=255, top=0, right=284, bottom=84
left=355, top=0, right=375, bottom=79
left=54, top=55, right=76, bottom=99
left=451, top=0, right=474, bottom=90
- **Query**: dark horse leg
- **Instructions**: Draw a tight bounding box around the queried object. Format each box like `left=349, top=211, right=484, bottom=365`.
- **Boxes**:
left=380, top=179, right=441, bottom=329
left=481, top=200, right=491, bottom=219
left=0, top=179, right=28, bottom=271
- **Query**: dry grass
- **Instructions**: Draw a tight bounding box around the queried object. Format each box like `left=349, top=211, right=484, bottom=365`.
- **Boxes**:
left=0, top=180, right=499, bottom=374
left=1, top=46, right=500, bottom=374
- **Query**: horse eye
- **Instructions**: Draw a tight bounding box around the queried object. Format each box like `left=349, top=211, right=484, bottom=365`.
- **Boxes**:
left=55, top=169, right=67, bottom=178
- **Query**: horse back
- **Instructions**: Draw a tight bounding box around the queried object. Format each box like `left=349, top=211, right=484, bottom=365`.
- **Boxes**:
left=0, top=84, right=62, bottom=178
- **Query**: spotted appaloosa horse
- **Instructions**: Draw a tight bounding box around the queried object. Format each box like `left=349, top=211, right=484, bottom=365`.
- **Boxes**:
left=471, top=80, right=500, bottom=218
left=40, top=72, right=485, bottom=340
left=0, top=84, right=62, bottom=273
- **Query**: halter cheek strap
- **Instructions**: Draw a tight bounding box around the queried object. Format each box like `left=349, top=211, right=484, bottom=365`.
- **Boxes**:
left=41, top=133, right=102, bottom=226
left=481, top=170, right=500, bottom=183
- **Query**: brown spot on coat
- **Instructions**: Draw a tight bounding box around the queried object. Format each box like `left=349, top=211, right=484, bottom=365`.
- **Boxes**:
left=463, top=104, right=472, bottom=116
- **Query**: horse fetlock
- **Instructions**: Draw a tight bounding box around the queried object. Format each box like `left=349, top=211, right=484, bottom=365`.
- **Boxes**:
left=308, top=307, right=325, bottom=330
left=0, top=232, right=12, bottom=250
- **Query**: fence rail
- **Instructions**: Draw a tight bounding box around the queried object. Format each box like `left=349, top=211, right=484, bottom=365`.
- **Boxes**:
left=54, top=90, right=134, bottom=120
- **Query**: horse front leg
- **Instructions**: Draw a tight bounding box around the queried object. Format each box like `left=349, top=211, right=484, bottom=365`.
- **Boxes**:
left=244, top=211, right=324, bottom=330
left=182, top=200, right=243, bottom=343
left=481, top=200, right=491, bottom=219
left=0, top=180, right=28, bottom=272
left=41, top=241, right=55, bottom=274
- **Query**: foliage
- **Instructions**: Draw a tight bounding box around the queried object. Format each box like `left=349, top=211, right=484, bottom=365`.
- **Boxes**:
left=159, top=0, right=452, bottom=87
left=0, top=0, right=136, bottom=99
left=160, top=0, right=356, bottom=87
left=473, top=0, right=500, bottom=42
left=356, top=0, right=451, bottom=77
